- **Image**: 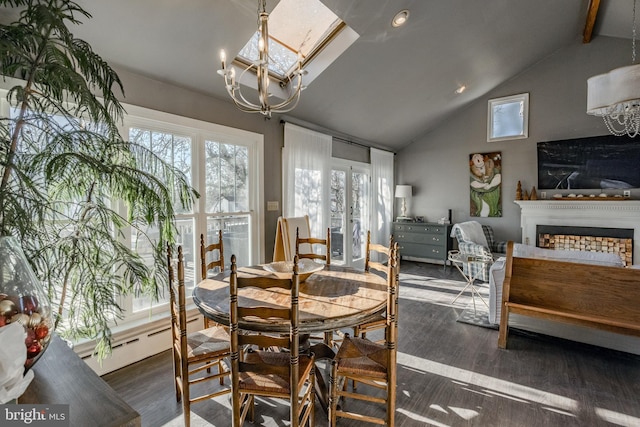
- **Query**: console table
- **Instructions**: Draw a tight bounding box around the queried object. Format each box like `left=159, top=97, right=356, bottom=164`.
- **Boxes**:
left=19, top=335, right=141, bottom=427
left=393, top=222, right=453, bottom=267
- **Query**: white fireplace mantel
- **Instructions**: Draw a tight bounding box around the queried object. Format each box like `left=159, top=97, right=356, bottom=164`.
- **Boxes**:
left=515, top=200, right=640, bottom=263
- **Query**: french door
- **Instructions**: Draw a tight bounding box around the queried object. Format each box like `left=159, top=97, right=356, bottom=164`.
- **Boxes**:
left=330, top=160, right=370, bottom=267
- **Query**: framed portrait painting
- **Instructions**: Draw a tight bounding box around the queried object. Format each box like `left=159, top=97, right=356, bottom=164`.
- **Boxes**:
left=469, top=152, right=502, bottom=217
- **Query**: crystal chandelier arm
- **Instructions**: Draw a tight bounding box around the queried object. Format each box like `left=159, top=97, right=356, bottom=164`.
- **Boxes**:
left=586, top=0, right=640, bottom=137
left=603, top=108, right=640, bottom=137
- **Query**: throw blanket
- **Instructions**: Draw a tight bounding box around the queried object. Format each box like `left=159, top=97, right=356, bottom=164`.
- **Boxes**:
left=273, top=215, right=311, bottom=261
left=451, top=221, right=489, bottom=249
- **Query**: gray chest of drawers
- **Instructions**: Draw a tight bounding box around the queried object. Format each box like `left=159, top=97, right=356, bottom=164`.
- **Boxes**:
left=393, top=222, right=452, bottom=266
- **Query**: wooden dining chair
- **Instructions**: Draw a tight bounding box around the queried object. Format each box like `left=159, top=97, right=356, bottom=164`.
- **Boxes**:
left=296, top=226, right=333, bottom=346
left=296, top=226, right=331, bottom=265
left=329, top=241, right=400, bottom=427
left=200, top=230, right=224, bottom=328
left=201, top=230, right=224, bottom=280
left=229, top=254, right=315, bottom=427
left=168, top=245, right=231, bottom=427
left=353, top=231, right=394, bottom=341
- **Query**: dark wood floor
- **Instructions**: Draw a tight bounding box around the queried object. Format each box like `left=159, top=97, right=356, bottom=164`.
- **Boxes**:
left=103, top=260, right=640, bottom=426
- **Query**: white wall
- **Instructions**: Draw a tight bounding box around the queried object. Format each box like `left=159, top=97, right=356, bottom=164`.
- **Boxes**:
left=395, top=36, right=632, bottom=242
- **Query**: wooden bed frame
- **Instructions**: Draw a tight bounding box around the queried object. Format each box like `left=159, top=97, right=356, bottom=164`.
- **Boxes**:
left=498, top=241, right=640, bottom=349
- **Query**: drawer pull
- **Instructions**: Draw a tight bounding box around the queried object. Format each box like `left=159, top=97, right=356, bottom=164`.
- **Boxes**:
left=432, top=237, right=440, bottom=241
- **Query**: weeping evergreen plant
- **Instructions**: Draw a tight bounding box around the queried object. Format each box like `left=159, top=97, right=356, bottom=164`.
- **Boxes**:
left=0, top=0, right=197, bottom=358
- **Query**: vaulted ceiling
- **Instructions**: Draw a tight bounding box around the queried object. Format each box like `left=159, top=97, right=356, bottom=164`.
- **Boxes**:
left=48, top=1, right=640, bottom=150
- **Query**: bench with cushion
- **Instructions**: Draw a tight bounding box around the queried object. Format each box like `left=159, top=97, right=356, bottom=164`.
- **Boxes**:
left=488, top=243, right=625, bottom=325
left=498, top=241, right=640, bottom=352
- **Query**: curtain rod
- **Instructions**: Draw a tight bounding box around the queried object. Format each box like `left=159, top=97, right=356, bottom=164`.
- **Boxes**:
left=280, top=118, right=395, bottom=153
left=332, top=135, right=372, bottom=150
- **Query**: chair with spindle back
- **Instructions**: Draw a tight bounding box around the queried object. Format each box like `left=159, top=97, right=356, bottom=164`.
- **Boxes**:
left=296, top=226, right=331, bottom=265
left=229, top=254, right=315, bottom=427
left=353, top=231, right=395, bottom=341
left=200, top=230, right=224, bottom=328
left=329, top=241, right=400, bottom=427
left=168, top=245, right=231, bottom=427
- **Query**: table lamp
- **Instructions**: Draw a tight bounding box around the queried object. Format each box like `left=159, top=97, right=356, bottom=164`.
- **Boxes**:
left=395, top=185, right=413, bottom=221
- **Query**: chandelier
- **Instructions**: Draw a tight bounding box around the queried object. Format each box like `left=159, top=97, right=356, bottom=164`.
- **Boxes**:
left=217, top=0, right=306, bottom=118
left=586, top=0, right=640, bottom=137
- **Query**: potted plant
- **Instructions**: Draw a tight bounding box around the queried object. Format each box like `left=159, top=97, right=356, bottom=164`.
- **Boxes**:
left=0, top=0, right=197, bottom=361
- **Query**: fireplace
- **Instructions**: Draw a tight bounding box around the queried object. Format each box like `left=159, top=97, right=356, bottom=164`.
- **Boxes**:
left=515, top=200, right=640, bottom=265
left=536, top=225, right=633, bottom=266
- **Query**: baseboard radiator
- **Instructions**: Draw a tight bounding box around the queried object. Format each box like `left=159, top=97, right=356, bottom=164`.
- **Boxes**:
left=76, top=310, right=204, bottom=376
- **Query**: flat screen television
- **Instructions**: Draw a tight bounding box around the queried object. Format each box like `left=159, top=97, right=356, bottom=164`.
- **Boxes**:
left=537, top=135, right=640, bottom=190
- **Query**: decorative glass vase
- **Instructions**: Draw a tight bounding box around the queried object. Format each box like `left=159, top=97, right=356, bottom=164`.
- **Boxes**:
left=0, top=236, right=52, bottom=371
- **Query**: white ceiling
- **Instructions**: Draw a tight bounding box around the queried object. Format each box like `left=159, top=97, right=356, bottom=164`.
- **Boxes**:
left=54, top=1, right=639, bottom=150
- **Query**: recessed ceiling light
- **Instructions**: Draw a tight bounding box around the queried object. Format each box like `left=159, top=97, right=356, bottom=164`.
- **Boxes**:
left=392, top=9, right=410, bottom=28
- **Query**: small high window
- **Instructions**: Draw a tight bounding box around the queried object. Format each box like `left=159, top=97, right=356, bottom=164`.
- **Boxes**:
left=487, top=93, right=529, bottom=142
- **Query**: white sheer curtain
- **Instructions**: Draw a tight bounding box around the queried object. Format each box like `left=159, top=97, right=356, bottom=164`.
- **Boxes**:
left=369, top=148, right=394, bottom=247
left=282, top=123, right=332, bottom=237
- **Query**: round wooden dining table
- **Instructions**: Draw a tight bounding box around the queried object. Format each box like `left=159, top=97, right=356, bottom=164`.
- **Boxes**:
left=192, top=263, right=388, bottom=334
left=192, top=263, right=388, bottom=413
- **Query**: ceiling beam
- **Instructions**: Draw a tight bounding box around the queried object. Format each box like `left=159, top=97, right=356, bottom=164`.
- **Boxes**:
left=583, top=0, right=601, bottom=43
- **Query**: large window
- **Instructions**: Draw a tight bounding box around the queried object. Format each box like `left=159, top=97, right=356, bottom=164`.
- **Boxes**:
left=203, top=139, right=252, bottom=277
left=0, top=88, right=264, bottom=374
left=118, top=107, right=264, bottom=320
left=128, top=128, right=195, bottom=312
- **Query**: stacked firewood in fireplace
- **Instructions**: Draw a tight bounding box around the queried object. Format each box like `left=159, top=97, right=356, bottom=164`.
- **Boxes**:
left=538, top=234, right=632, bottom=266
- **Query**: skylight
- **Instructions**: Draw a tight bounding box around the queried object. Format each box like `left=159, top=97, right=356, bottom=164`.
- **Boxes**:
left=237, top=0, right=344, bottom=79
